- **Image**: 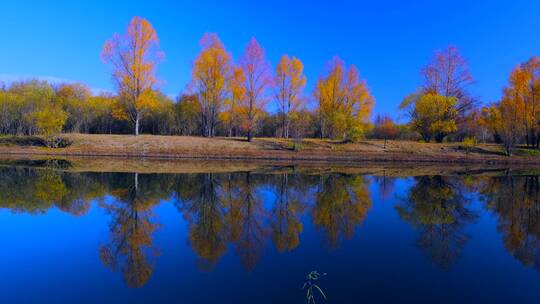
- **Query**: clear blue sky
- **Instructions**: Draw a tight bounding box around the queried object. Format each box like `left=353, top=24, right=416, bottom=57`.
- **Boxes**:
left=1, top=0, right=540, bottom=119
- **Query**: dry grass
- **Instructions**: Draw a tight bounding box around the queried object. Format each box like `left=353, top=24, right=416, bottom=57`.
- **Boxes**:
left=0, top=133, right=535, bottom=164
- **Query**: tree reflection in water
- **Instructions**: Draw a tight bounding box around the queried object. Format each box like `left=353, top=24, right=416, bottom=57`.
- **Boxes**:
left=312, top=174, right=372, bottom=249
left=5, top=164, right=540, bottom=288
left=99, top=173, right=162, bottom=288
left=396, top=176, right=477, bottom=270
left=270, top=173, right=306, bottom=252
left=175, top=173, right=228, bottom=271
left=480, top=175, right=540, bottom=271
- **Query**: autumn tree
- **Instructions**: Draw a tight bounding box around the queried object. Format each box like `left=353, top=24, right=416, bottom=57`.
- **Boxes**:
left=56, top=83, right=92, bottom=133
left=221, top=65, right=245, bottom=137
left=314, top=57, right=374, bottom=141
left=31, top=105, right=68, bottom=143
left=400, top=93, right=458, bottom=142
left=239, top=38, right=272, bottom=142
left=87, top=93, right=117, bottom=134
left=101, top=16, right=163, bottom=135
left=140, top=91, right=175, bottom=135
left=478, top=104, right=502, bottom=143
left=373, top=114, right=398, bottom=148
left=174, top=94, right=201, bottom=135
left=421, top=46, right=475, bottom=116
left=1, top=80, right=61, bottom=136
left=192, top=33, right=232, bottom=137
left=497, top=67, right=528, bottom=155
left=274, top=55, right=306, bottom=138
left=513, top=57, right=540, bottom=147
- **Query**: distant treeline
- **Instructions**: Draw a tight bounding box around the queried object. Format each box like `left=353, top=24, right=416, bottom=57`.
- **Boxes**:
left=1, top=16, right=539, bottom=154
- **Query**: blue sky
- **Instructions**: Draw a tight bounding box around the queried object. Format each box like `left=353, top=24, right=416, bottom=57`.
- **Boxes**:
left=1, top=0, right=540, bottom=119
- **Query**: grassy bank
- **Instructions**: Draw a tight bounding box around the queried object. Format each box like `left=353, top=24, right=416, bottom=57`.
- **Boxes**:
left=1, top=154, right=537, bottom=177
left=0, top=133, right=538, bottom=164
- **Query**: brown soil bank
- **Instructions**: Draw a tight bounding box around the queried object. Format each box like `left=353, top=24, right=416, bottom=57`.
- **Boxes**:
left=0, top=134, right=538, bottom=165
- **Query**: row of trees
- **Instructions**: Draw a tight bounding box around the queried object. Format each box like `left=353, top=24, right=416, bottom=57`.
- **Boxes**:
left=479, top=57, right=540, bottom=154
left=2, top=15, right=540, bottom=152
left=396, top=44, right=540, bottom=155
left=98, top=17, right=374, bottom=141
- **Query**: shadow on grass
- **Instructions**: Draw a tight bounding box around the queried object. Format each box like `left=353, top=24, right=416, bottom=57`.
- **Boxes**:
left=0, top=136, right=72, bottom=148
left=220, top=137, right=249, bottom=143
left=514, top=147, right=540, bottom=156
left=452, top=145, right=507, bottom=156
left=0, top=136, right=48, bottom=147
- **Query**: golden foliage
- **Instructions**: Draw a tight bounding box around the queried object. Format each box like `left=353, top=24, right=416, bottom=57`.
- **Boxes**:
left=192, top=33, right=232, bottom=137
left=421, top=45, right=475, bottom=114
left=314, top=57, right=374, bottom=141
left=102, top=16, right=163, bottom=135
left=274, top=55, right=307, bottom=138
left=221, top=65, right=245, bottom=136
left=400, top=93, right=458, bottom=142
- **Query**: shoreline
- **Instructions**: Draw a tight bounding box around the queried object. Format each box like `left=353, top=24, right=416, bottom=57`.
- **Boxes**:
left=0, top=153, right=535, bottom=176
left=0, top=133, right=539, bottom=165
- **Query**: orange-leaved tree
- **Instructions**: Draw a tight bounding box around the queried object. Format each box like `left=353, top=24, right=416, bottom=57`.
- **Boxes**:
left=374, top=114, right=398, bottom=148
left=239, top=38, right=272, bottom=142
left=496, top=65, right=528, bottom=155
left=515, top=57, right=540, bottom=148
left=101, top=16, right=163, bottom=135
left=274, top=55, right=306, bottom=138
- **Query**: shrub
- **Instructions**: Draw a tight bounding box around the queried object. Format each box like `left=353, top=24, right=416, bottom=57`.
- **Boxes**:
left=462, top=136, right=477, bottom=154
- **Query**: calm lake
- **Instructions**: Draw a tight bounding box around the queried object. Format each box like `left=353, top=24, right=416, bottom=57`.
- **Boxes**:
left=1, top=160, right=540, bottom=303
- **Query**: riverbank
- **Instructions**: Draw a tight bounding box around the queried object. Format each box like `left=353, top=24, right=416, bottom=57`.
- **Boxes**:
left=0, top=133, right=538, bottom=165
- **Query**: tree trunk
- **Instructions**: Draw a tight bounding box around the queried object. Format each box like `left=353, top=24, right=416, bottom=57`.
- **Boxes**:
left=135, top=113, right=140, bottom=136
left=435, top=132, right=445, bottom=143
left=285, top=117, right=290, bottom=139
left=421, top=133, right=431, bottom=143
left=247, top=130, right=252, bottom=142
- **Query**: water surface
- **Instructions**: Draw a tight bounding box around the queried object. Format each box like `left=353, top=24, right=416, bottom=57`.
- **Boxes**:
left=1, top=161, right=539, bottom=303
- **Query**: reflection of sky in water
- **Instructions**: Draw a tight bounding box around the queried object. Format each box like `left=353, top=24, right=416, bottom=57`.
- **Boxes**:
left=0, top=170, right=539, bottom=303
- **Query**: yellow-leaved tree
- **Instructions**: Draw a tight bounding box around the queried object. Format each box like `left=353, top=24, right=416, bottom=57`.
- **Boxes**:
left=192, top=33, right=232, bottom=137
left=101, top=16, right=163, bottom=135
left=55, top=83, right=92, bottom=133
left=314, top=57, right=374, bottom=141
left=221, top=65, right=245, bottom=137
left=421, top=45, right=475, bottom=116
left=274, top=55, right=306, bottom=138
left=400, top=93, right=458, bottom=142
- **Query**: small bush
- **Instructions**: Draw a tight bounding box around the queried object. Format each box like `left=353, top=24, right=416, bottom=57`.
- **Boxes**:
left=43, top=136, right=72, bottom=148
left=462, top=136, right=477, bottom=154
